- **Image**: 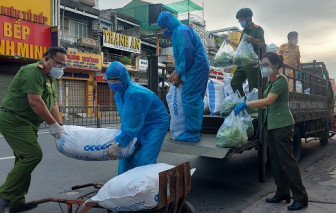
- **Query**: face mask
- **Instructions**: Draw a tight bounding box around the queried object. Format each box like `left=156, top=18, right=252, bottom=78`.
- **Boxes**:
left=261, top=67, right=273, bottom=78
left=108, top=82, right=123, bottom=92
left=240, top=20, right=247, bottom=29
left=163, top=29, right=172, bottom=37
left=49, top=60, right=64, bottom=79
left=292, top=39, right=298, bottom=45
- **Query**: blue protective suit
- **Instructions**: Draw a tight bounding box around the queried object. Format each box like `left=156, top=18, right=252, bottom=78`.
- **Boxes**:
left=157, top=11, right=210, bottom=141
left=105, top=62, right=169, bottom=174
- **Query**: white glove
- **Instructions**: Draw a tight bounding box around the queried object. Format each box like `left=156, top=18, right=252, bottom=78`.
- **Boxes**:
left=242, top=34, right=252, bottom=41
left=49, top=123, right=63, bottom=139
left=107, top=143, right=122, bottom=160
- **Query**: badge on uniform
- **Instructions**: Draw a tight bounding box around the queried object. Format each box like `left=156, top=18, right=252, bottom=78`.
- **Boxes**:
left=46, top=83, right=51, bottom=87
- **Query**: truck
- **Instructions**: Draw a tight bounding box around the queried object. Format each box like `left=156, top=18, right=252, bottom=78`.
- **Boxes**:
left=147, top=44, right=334, bottom=183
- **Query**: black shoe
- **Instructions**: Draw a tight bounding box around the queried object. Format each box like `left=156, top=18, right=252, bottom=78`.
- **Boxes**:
left=266, top=195, right=291, bottom=203
left=9, top=202, right=38, bottom=213
left=287, top=201, right=308, bottom=211
left=0, top=197, right=10, bottom=213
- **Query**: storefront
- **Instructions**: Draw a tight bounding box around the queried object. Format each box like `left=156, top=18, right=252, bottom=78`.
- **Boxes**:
left=0, top=0, right=51, bottom=102
left=58, top=48, right=102, bottom=116
left=95, top=74, right=116, bottom=110
left=98, top=30, right=143, bottom=105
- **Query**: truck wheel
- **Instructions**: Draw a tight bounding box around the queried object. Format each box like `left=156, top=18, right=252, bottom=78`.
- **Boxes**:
left=180, top=201, right=196, bottom=213
left=292, top=129, right=302, bottom=162
left=320, top=122, right=329, bottom=146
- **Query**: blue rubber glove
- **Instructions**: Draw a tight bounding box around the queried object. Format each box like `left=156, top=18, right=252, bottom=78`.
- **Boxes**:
left=234, top=102, right=248, bottom=116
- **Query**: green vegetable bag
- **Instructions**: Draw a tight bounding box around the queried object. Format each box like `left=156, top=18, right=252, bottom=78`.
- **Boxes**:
left=233, top=41, right=259, bottom=67
left=221, top=90, right=245, bottom=117
left=214, top=41, right=235, bottom=69
left=216, top=111, right=248, bottom=148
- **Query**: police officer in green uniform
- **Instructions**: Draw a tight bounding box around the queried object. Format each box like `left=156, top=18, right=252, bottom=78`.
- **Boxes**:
left=227, top=8, right=265, bottom=96
left=234, top=52, right=308, bottom=211
left=0, top=47, right=67, bottom=213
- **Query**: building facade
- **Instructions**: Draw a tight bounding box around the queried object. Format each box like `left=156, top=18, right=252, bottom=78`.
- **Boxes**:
left=56, top=0, right=101, bottom=116
left=0, top=0, right=52, bottom=102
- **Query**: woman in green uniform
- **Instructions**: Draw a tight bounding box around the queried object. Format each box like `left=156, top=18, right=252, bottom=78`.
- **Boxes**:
left=234, top=52, right=308, bottom=211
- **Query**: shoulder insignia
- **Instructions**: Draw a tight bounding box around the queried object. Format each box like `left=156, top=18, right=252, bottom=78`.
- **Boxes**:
left=38, top=64, right=44, bottom=69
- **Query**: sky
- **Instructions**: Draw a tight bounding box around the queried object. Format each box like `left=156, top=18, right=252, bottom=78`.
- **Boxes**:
left=99, top=0, right=336, bottom=78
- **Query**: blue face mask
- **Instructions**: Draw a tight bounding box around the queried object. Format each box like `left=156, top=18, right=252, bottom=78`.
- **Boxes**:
left=240, top=20, right=247, bottom=29
left=108, top=82, right=123, bottom=91
left=163, top=29, right=172, bottom=37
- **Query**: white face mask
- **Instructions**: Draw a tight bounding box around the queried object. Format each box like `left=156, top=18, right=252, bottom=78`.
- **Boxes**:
left=49, top=60, right=64, bottom=79
left=261, top=67, right=273, bottom=78
left=292, top=39, right=298, bottom=45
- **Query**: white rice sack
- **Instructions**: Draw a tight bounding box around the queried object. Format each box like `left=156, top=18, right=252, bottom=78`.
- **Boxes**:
left=223, top=75, right=233, bottom=98
left=89, top=163, right=175, bottom=211
left=166, top=84, right=185, bottom=137
left=88, top=163, right=196, bottom=211
left=55, top=125, right=137, bottom=161
left=206, top=79, right=224, bottom=115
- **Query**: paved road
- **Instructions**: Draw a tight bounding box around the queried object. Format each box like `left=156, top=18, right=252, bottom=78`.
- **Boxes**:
left=0, top=130, right=334, bottom=213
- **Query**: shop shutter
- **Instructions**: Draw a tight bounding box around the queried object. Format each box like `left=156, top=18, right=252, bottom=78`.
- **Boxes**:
left=0, top=72, right=15, bottom=104
left=56, top=79, right=86, bottom=113
left=97, top=82, right=115, bottom=111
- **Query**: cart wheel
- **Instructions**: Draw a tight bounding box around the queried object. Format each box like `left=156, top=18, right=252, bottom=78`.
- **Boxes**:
left=180, top=201, right=195, bottom=213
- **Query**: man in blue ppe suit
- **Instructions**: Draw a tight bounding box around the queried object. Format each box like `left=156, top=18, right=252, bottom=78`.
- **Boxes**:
left=105, top=61, right=169, bottom=174
left=157, top=11, right=210, bottom=142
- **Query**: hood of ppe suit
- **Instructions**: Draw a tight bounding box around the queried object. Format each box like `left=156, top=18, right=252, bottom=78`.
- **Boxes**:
left=157, top=11, right=181, bottom=33
left=105, top=61, right=131, bottom=86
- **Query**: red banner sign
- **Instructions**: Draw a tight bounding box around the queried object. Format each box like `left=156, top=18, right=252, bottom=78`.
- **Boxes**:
left=0, top=15, right=51, bottom=60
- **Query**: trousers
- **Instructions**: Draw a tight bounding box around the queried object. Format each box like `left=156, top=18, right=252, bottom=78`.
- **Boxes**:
left=0, top=111, right=42, bottom=207
left=268, top=125, right=308, bottom=202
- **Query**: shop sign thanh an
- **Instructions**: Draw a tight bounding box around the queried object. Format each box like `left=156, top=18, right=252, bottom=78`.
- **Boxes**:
left=103, top=30, right=141, bottom=54
left=66, top=49, right=102, bottom=72
left=0, top=16, right=51, bottom=60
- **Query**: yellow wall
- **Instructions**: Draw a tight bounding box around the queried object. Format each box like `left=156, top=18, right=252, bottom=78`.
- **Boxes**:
left=0, top=0, right=51, bottom=26
left=229, top=31, right=242, bottom=50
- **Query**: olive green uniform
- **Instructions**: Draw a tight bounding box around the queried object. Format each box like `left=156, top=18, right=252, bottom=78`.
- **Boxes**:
left=0, top=61, right=56, bottom=207
left=231, top=24, right=265, bottom=96
left=264, top=75, right=308, bottom=202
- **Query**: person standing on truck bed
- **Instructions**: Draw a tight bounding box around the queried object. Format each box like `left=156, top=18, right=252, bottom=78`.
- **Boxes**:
left=157, top=11, right=210, bottom=142
left=105, top=61, right=169, bottom=174
left=0, top=47, right=66, bottom=213
left=233, top=52, right=308, bottom=211
left=226, top=8, right=265, bottom=97
left=277, top=31, right=301, bottom=91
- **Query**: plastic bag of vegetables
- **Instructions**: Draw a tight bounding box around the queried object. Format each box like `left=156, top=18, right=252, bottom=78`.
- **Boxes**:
left=216, top=111, right=248, bottom=148
left=246, top=88, right=259, bottom=114
left=214, top=41, right=235, bottom=69
left=240, top=110, right=254, bottom=138
left=221, top=90, right=245, bottom=117
left=233, top=41, right=259, bottom=67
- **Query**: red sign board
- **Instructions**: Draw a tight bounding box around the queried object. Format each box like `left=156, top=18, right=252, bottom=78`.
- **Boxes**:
left=0, top=15, right=51, bottom=60
left=96, top=75, right=106, bottom=82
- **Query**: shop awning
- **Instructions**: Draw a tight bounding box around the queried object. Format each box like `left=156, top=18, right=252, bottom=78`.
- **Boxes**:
left=163, top=0, right=203, bottom=14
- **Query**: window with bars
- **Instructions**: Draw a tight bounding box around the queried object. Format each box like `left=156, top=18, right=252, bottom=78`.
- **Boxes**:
left=69, top=20, right=87, bottom=41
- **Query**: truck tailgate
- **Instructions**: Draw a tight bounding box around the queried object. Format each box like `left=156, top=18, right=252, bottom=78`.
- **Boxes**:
left=161, top=132, right=232, bottom=159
